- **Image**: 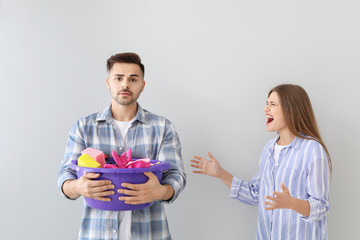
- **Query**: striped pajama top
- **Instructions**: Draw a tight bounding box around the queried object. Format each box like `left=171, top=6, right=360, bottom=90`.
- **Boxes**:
left=230, top=135, right=331, bottom=240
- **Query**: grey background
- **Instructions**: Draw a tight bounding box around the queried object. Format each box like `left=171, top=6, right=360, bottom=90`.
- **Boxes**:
left=1, top=0, right=359, bottom=239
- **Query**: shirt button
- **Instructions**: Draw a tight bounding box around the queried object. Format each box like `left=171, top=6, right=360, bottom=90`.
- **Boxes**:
left=113, top=229, right=117, bottom=233
left=120, top=147, right=123, bottom=150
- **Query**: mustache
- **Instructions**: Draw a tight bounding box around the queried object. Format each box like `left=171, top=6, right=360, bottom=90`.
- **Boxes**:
left=118, top=90, right=132, bottom=94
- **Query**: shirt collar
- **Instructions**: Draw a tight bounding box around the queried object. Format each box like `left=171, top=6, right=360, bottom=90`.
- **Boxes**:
left=270, top=134, right=302, bottom=150
left=95, top=103, right=148, bottom=124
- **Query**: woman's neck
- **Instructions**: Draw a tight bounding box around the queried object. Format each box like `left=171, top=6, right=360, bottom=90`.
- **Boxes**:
left=277, top=129, right=296, bottom=146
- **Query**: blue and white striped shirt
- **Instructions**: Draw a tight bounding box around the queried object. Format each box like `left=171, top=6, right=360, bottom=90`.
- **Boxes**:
left=58, top=104, right=186, bottom=240
left=231, top=135, right=330, bottom=240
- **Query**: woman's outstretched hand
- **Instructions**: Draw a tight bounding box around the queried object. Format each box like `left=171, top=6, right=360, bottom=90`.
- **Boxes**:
left=190, top=152, right=233, bottom=188
left=191, top=152, right=223, bottom=178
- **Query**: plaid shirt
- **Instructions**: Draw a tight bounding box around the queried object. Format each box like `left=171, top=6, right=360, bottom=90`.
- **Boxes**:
left=58, top=104, right=186, bottom=240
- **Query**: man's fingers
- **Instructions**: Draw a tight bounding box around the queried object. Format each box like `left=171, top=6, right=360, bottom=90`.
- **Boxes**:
left=88, top=180, right=113, bottom=188
left=92, top=184, right=115, bottom=192
left=84, top=172, right=100, bottom=179
left=119, top=196, right=143, bottom=205
left=143, top=172, right=156, bottom=179
left=118, top=188, right=137, bottom=196
left=94, top=196, right=112, bottom=202
left=121, top=182, right=141, bottom=190
left=82, top=173, right=113, bottom=187
left=92, top=190, right=115, bottom=197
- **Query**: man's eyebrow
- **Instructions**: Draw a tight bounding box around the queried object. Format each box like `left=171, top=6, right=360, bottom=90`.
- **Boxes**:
left=129, top=74, right=140, bottom=77
left=113, top=74, right=140, bottom=77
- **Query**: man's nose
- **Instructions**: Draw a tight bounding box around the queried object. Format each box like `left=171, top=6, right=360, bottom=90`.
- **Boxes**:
left=121, top=80, right=129, bottom=89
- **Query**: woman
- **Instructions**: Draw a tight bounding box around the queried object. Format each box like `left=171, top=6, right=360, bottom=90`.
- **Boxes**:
left=191, top=84, right=331, bottom=240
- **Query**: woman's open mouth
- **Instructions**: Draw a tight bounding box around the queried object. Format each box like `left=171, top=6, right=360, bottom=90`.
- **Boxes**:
left=266, top=116, right=274, bottom=124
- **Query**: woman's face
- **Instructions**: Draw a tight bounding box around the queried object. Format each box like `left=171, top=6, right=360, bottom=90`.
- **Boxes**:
left=264, top=91, right=288, bottom=134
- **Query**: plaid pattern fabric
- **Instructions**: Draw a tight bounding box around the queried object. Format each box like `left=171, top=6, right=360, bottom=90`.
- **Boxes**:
left=58, top=104, right=186, bottom=240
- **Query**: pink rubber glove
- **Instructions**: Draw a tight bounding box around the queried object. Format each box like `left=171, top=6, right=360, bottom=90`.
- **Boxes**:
left=127, top=158, right=151, bottom=168
left=112, top=151, right=126, bottom=168
left=104, top=164, right=119, bottom=168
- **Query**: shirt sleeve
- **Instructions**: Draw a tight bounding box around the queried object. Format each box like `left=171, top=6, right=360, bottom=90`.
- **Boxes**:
left=230, top=172, right=260, bottom=206
left=301, top=142, right=331, bottom=223
left=157, top=120, right=186, bottom=204
left=57, top=120, right=86, bottom=199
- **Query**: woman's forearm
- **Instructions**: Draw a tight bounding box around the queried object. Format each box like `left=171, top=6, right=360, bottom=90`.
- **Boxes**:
left=291, top=197, right=310, bottom=217
left=218, top=168, right=234, bottom=188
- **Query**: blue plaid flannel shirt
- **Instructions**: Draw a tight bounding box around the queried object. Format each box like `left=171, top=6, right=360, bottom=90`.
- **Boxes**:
left=58, top=104, right=186, bottom=240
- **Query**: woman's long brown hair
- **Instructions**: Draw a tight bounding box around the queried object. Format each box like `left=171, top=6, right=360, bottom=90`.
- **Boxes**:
left=269, top=84, right=332, bottom=173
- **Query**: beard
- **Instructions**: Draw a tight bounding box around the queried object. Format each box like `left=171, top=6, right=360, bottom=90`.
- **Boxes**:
left=110, top=88, right=142, bottom=106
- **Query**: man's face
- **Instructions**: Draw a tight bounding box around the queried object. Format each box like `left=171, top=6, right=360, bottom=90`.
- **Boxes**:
left=106, top=62, right=145, bottom=106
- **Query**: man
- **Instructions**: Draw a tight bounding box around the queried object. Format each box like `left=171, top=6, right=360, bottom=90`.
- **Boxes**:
left=58, top=52, right=186, bottom=240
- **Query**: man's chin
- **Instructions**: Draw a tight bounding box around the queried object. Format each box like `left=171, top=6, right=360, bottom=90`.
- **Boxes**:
left=115, top=99, right=137, bottom=106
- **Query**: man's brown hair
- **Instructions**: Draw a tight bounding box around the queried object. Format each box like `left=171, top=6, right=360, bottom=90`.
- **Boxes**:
left=107, top=52, right=145, bottom=77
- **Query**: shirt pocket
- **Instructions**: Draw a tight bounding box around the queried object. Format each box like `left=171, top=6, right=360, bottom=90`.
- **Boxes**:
left=280, top=167, right=308, bottom=198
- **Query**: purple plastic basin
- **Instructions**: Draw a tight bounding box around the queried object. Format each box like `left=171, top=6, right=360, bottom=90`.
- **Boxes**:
left=70, top=159, right=171, bottom=211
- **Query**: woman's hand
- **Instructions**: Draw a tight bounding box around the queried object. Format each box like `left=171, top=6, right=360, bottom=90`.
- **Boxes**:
left=264, top=182, right=295, bottom=210
left=190, top=152, right=223, bottom=178
left=264, top=182, right=310, bottom=217
left=190, top=152, right=233, bottom=188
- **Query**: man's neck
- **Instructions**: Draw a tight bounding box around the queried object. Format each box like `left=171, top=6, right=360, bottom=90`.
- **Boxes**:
left=111, top=101, right=138, bottom=122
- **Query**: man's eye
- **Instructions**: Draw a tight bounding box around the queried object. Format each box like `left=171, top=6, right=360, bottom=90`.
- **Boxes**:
left=131, top=78, right=137, bottom=82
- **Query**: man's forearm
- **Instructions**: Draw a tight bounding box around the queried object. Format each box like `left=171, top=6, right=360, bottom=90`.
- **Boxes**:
left=62, top=179, right=80, bottom=199
left=159, top=184, right=174, bottom=201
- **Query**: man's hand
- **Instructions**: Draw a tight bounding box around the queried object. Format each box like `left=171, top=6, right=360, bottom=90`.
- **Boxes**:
left=63, top=173, right=115, bottom=202
left=118, top=172, right=174, bottom=205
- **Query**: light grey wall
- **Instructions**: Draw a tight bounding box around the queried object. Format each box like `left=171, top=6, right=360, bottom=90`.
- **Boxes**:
left=1, top=0, right=359, bottom=239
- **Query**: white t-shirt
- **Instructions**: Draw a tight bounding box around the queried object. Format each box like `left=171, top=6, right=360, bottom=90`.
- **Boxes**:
left=113, top=117, right=136, bottom=240
left=273, top=143, right=287, bottom=165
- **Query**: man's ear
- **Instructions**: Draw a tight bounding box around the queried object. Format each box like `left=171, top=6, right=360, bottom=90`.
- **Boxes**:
left=141, top=81, right=146, bottom=92
left=106, top=77, right=110, bottom=89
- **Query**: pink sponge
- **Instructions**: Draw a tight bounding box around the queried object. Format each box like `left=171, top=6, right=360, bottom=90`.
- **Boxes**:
left=81, top=147, right=106, bottom=167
